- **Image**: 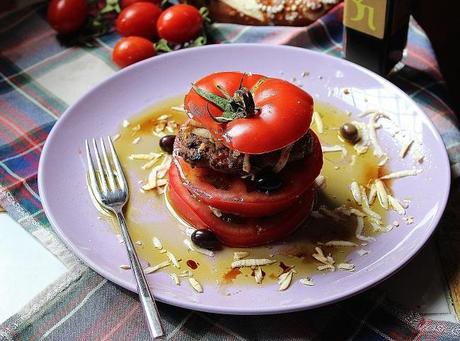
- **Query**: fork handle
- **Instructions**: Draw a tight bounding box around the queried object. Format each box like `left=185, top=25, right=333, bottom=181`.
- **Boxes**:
left=115, top=210, right=164, bottom=339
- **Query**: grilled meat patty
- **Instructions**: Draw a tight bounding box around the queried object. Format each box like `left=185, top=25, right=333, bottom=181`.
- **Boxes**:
left=175, top=120, right=313, bottom=175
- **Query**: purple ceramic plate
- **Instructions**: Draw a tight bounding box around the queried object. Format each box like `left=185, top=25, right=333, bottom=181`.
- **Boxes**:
left=38, top=44, right=450, bottom=315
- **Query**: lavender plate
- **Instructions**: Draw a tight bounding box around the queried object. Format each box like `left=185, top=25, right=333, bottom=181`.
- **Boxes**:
left=38, top=44, right=450, bottom=314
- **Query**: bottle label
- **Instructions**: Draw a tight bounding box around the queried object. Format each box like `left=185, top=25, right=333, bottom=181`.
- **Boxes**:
left=344, top=0, right=388, bottom=39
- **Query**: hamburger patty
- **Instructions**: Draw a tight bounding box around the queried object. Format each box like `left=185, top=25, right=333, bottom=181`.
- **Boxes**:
left=175, top=120, right=313, bottom=174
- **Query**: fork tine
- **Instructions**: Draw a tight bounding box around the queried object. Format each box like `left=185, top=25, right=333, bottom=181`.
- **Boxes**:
left=100, top=138, right=117, bottom=191
left=85, top=139, right=102, bottom=202
left=92, top=138, right=108, bottom=195
left=107, top=136, right=127, bottom=192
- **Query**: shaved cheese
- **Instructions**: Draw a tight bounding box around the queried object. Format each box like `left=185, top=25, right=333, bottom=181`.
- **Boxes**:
left=188, top=277, right=203, bottom=293
left=322, top=145, right=345, bottom=154
left=233, top=251, right=250, bottom=260
left=352, top=121, right=370, bottom=154
left=170, top=273, right=180, bottom=285
left=318, top=264, right=335, bottom=271
left=254, top=266, right=264, bottom=284
left=300, top=278, right=314, bottom=286
left=357, top=249, right=369, bottom=256
left=368, top=112, right=386, bottom=158
left=314, top=175, right=326, bottom=189
left=337, top=263, right=355, bottom=271
left=273, top=144, right=293, bottom=173
left=243, top=153, right=252, bottom=173
left=350, top=181, right=361, bottom=204
left=231, top=259, right=276, bottom=268
left=400, top=139, right=414, bottom=158
left=368, top=183, right=377, bottom=205
left=166, top=251, right=181, bottom=268
left=278, top=270, right=294, bottom=291
left=209, top=206, right=222, bottom=218
left=388, top=195, right=406, bottom=215
left=144, top=260, right=170, bottom=274
left=152, top=237, right=163, bottom=250
left=192, top=127, right=212, bottom=139
left=379, top=169, right=422, bottom=180
left=375, top=179, right=389, bottom=209
left=171, top=105, right=185, bottom=112
left=323, top=240, right=358, bottom=247
left=312, top=111, right=324, bottom=133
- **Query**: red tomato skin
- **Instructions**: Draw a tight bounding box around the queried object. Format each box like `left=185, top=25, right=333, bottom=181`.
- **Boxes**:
left=112, top=36, right=156, bottom=68
left=47, top=0, right=88, bottom=34
left=173, top=131, right=323, bottom=217
left=120, top=0, right=161, bottom=9
left=185, top=72, right=314, bottom=154
left=157, top=4, right=203, bottom=43
left=168, top=164, right=315, bottom=247
left=116, top=2, right=162, bottom=39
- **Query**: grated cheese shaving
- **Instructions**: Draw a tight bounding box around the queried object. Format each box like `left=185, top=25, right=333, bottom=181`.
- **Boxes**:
left=357, top=249, right=369, bottom=256
left=350, top=181, right=361, bottom=204
left=233, top=251, right=250, bottom=260
left=337, top=263, right=355, bottom=271
left=312, top=111, right=324, bottom=134
left=375, top=179, right=389, bottom=209
left=368, top=183, right=377, bottom=205
left=119, top=264, right=131, bottom=270
left=300, top=278, right=314, bottom=286
left=379, top=169, right=422, bottom=180
left=254, top=266, right=264, bottom=284
left=152, top=237, right=163, bottom=250
left=170, top=273, right=180, bottom=285
left=166, top=251, right=181, bottom=268
left=314, top=175, right=326, bottom=189
left=278, top=269, right=295, bottom=291
left=144, top=260, right=170, bottom=274
left=388, top=195, right=406, bottom=215
left=323, top=240, right=358, bottom=247
left=231, top=259, right=276, bottom=268
left=188, top=277, right=203, bottom=293
left=243, top=153, right=252, bottom=173
left=400, top=139, right=414, bottom=158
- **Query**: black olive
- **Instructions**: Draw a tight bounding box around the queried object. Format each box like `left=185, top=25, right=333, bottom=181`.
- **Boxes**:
left=340, top=123, right=359, bottom=143
left=159, top=135, right=175, bottom=154
left=191, top=229, right=220, bottom=250
left=255, top=171, right=283, bottom=192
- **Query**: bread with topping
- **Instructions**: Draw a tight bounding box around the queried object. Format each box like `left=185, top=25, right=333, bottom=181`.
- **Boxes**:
left=190, top=0, right=341, bottom=26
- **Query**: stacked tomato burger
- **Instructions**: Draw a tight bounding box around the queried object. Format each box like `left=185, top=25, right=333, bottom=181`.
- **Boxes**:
left=168, top=72, right=323, bottom=247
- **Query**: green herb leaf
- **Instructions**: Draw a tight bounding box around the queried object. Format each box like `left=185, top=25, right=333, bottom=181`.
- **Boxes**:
left=191, top=84, right=232, bottom=112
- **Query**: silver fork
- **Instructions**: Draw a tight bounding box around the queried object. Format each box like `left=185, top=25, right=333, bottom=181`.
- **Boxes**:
left=85, top=137, right=164, bottom=339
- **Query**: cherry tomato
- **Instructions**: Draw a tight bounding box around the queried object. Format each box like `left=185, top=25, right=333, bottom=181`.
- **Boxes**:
left=116, top=2, right=162, bottom=39
left=184, top=72, right=314, bottom=154
left=174, top=131, right=322, bottom=217
left=47, top=0, right=88, bottom=34
left=112, top=36, right=156, bottom=68
left=120, top=0, right=161, bottom=9
left=168, top=164, right=315, bottom=247
left=157, top=4, right=203, bottom=43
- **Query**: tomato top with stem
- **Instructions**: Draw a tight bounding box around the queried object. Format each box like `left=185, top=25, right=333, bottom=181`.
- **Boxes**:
left=184, top=72, right=314, bottom=154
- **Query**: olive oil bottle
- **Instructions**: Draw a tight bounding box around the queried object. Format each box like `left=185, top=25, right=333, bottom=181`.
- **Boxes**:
left=343, top=0, right=410, bottom=75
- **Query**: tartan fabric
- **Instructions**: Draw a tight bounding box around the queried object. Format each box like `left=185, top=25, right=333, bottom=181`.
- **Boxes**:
left=1, top=2, right=459, bottom=340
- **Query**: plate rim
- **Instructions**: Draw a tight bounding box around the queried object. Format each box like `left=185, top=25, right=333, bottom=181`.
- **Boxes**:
left=38, top=43, right=451, bottom=315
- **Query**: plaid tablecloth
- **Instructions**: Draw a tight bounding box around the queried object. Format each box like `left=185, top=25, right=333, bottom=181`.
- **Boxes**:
left=1, top=2, right=460, bottom=340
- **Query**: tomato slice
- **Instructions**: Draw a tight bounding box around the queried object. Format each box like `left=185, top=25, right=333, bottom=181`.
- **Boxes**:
left=173, top=131, right=322, bottom=217
left=168, top=164, right=314, bottom=247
